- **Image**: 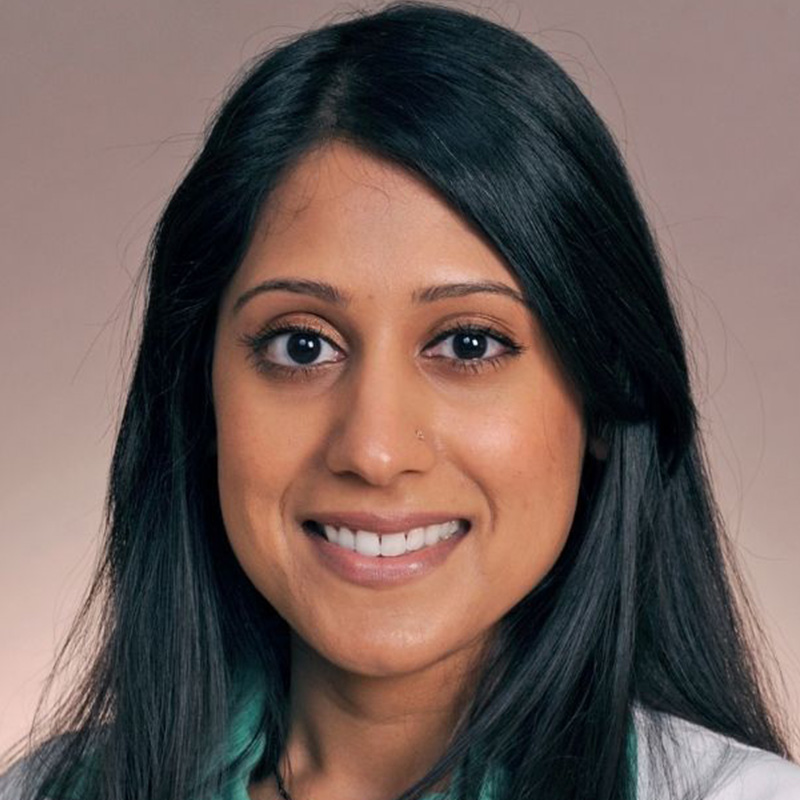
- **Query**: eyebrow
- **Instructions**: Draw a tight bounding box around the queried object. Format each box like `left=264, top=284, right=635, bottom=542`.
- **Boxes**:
left=231, top=278, right=527, bottom=315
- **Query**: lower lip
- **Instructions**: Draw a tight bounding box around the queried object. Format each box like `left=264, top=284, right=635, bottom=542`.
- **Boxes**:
left=302, top=521, right=471, bottom=588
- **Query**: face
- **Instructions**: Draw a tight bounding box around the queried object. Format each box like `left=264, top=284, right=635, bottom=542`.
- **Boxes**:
left=212, top=141, right=587, bottom=678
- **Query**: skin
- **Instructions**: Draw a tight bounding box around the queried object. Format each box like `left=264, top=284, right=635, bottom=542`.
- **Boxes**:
left=212, top=140, right=593, bottom=800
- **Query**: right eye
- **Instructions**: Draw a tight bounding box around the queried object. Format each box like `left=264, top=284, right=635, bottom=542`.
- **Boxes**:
left=239, top=323, right=345, bottom=376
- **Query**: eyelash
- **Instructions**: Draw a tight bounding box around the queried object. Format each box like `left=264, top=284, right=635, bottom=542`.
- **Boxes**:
left=239, top=321, right=524, bottom=381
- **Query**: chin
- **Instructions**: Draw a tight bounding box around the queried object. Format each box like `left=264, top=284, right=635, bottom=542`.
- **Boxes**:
left=297, top=622, right=484, bottom=681
left=331, top=649, right=445, bottom=679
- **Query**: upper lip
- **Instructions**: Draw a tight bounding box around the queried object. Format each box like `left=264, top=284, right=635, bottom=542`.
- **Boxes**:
left=304, top=511, right=469, bottom=534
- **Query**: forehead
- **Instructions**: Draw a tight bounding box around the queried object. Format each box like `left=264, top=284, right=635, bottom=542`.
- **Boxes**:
left=228, top=140, right=526, bottom=303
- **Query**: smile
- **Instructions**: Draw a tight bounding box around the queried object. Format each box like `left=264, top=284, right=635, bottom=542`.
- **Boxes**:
left=304, top=519, right=465, bottom=557
left=301, top=518, right=471, bottom=588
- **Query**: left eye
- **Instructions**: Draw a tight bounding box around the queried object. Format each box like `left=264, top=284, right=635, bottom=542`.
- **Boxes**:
left=425, top=329, right=510, bottom=361
left=260, top=328, right=344, bottom=368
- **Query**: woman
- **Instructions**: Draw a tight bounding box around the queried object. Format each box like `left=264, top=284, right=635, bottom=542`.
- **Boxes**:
left=2, top=2, right=798, bottom=799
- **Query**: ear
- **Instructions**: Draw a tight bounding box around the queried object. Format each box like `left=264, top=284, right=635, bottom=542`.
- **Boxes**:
left=586, top=416, right=610, bottom=461
left=588, top=435, right=609, bottom=461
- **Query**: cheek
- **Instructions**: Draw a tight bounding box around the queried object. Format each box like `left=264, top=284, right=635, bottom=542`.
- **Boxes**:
left=213, top=335, right=315, bottom=502
left=212, top=350, right=295, bottom=591
left=215, top=385, right=280, bottom=515
left=461, top=380, right=585, bottom=591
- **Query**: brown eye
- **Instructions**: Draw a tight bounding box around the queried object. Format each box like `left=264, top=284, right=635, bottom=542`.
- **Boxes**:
left=267, top=329, right=339, bottom=367
left=240, top=323, right=345, bottom=376
left=423, top=323, right=524, bottom=374
left=426, top=329, right=508, bottom=361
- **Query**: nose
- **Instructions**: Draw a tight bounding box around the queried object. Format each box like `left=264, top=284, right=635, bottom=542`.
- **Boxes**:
left=323, top=351, right=437, bottom=486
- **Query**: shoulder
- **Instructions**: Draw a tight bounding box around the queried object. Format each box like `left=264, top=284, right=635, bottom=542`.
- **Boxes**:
left=0, top=757, right=27, bottom=800
left=0, top=735, right=75, bottom=800
left=633, top=705, right=800, bottom=799
left=0, top=754, right=42, bottom=800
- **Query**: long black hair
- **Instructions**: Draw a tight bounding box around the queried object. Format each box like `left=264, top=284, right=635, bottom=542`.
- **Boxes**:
left=5, top=3, right=792, bottom=800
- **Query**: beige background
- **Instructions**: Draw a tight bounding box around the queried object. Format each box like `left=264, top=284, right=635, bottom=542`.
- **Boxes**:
left=1, top=0, right=798, bottom=755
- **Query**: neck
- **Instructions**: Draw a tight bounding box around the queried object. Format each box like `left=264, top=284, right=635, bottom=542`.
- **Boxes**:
left=274, top=632, right=487, bottom=800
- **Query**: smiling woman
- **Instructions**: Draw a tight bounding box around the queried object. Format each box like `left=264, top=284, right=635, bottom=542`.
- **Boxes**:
left=1, top=3, right=799, bottom=800
left=212, top=142, right=588, bottom=686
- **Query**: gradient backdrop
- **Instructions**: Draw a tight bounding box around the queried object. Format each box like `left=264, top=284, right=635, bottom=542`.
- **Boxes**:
left=2, top=0, right=798, bottom=754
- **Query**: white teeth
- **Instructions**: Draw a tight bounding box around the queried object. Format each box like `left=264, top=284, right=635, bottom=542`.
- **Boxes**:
left=355, top=530, right=381, bottom=557
left=406, top=527, right=426, bottom=551
left=338, top=527, right=356, bottom=550
left=380, top=532, right=407, bottom=557
left=424, top=525, right=442, bottom=546
left=320, top=520, right=462, bottom=557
